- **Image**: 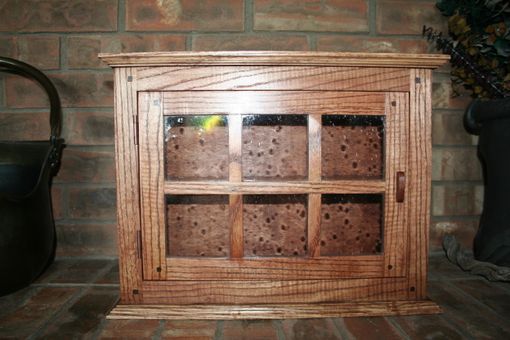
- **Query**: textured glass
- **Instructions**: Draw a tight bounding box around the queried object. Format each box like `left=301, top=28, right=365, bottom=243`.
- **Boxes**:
left=322, top=115, right=384, bottom=179
left=320, top=194, right=383, bottom=256
left=166, top=195, right=229, bottom=257
left=243, top=194, right=308, bottom=257
left=164, top=115, right=228, bottom=180
left=242, top=115, right=308, bottom=181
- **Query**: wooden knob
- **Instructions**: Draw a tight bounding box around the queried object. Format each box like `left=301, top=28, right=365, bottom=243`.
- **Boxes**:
left=396, top=171, right=405, bottom=202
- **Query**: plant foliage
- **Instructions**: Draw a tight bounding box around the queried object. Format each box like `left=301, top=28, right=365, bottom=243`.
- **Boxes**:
left=435, top=0, right=510, bottom=98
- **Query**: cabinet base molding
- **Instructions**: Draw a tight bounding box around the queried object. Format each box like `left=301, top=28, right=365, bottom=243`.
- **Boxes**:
left=107, top=300, right=441, bottom=320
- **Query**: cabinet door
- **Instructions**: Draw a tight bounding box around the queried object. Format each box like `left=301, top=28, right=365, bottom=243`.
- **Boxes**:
left=138, top=91, right=408, bottom=281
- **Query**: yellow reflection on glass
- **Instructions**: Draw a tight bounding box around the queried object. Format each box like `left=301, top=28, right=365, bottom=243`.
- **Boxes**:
left=202, top=115, right=223, bottom=132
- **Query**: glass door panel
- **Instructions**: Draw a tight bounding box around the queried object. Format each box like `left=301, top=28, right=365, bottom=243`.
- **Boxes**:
left=322, top=115, right=384, bottom=180
left=242, top=115, right=308, bottom=181
left=164, top=115, right=229, bottom=180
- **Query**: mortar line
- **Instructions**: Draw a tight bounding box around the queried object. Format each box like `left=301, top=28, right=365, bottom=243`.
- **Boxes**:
left=118, top=0, right=126, bottom=33
left=369, top=0, right=377, bottom=36
left=245, top=0, right=254, bottom=33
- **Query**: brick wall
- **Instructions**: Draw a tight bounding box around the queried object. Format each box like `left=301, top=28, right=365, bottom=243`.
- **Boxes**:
left=0, top=0, right=480, bottom=258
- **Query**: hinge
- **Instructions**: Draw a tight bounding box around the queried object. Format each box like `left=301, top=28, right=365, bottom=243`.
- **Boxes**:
left=133, top=115, right=139, bottom=145
left=136, top=230, right=142, bottom=259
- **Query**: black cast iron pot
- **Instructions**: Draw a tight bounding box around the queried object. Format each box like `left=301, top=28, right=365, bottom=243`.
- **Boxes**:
left=0, top=57, right=64, bottom=296
left=465, top=98, right=510, bottom=267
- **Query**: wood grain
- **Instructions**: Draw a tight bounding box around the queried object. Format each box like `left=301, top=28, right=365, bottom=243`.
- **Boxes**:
left=162, top=91, right=386, bottom=116
left=99, top=51, right=449, bottom=68
left=138, top=92, right=165, bottom=280
left=164, top=181, right=385, bottom=195
left=136, top=66, right=411, bottom=92
left=108, top=300, right=441, bottom=320
left=163, top=256, right=385, bottom=280
left=113, top=67, right=143, bottom=303
left=139, top=277, right=413, bottom=305
left=230, top=194, right=243, bottom=258
left=228, top=115, right=242, bottom=182
left=105, top=51, right=446, bottom=318
left=308, top=114, right=322, bottom=181
left=383, top=92, right=409, bottom=278
left=307, top=194, right=321, bottom=257
left=407, top=69, right=433, bottom=299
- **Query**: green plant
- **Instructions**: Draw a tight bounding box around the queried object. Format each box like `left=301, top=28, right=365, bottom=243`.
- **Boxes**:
left=431, top=0, right=510, bottom=98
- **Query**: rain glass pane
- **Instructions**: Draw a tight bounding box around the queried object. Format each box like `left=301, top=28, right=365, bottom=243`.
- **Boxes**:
left=164, top=115, right=228, bottom=180
left=166, top=195, right=229, bottom=257
left=242, top=115, right=307, bottom=181
left=322, top=115, right=384, bottom=179
left=320, top=194, right=383, bottom=256
left=243, top=194, right=307, bottom=257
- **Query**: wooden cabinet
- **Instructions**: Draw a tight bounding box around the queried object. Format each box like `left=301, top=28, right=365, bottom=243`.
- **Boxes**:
left=100, top=51, right=448, bottom=319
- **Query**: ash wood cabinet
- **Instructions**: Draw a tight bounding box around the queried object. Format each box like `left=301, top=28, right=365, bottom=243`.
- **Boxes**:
left=100, top=51, right=448, bottom=319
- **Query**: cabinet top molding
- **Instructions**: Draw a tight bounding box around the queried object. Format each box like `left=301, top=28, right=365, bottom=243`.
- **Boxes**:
left=99, top=51, right=449, bottom=69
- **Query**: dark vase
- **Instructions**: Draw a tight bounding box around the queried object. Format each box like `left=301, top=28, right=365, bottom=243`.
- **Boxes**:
left=464, top=98, right=510, bottom=267
left=0, top=57, right=64, bottom=296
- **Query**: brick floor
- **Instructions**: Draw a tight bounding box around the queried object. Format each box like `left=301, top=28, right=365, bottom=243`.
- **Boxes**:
left=0, top=254, right=509, bottom=339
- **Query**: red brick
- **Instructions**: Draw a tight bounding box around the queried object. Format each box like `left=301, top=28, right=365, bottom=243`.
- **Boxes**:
left=432, top=184, right=483, bottom=216
left=0, top=112, right=50, bottom=140
left=99, top=319, right=161, bottom=338
left=193, top=34, right=309, bottom=51
left=317, top=36, right=431, bottom=53
left=4, top=75, right=48, bottom=108
left=428, top=282, right=510, bottom=338
left=17, top=36, right=60, bottom=70
left=432, top=111, right=477, bottom=146
left=254, top=0, right=368, bottom=32
left=427, top=254, right=471, bottom=280
left=56, top=148, right=115, bottom=183
left=0, top=286, right=38, bottom=320
left=52, top=72, right=114, bottom=108
left=430, top=219, right=478, bottom=251
left=281, top=319, right=342, bottom=339
left=432, top=147, right=481, bottom=181
left=343, top=317, right=402, bottom=339
left=56, top=223, right=118, bottom=257
left=39, top=287, right=119, bottom=338
left=0, top=0, right=117, bottom=32
left=68, top=187, right=116, bottom=219
left=68, top=34, right=186, bottom=69
left=391, top=314, right=467, bottom=339
left=162, top=320, right=217, bottom=339
left=51, top=185, right=64, bottom=220
left=6, top=72, right=114, bottom=108
left=455, top=280, right=510, bottom=319
left=376, top=0, right=447, bottom=35
left=0, top=287, right=78, bottom=338
left=95, top=260, right=119, bottom=284
left=47, top=259, right=113, bottom=284
left=126, top=0, right=244, bottom=32
left=223, top=320, right=277, bottom=340
left=64, top=111, right=114, bottom=145
left=0, top=36, right=16, bottom=57
left=432, top=80, right=472, bottom=110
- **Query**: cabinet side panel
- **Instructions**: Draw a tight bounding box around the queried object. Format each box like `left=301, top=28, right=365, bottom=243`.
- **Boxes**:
left=139, top=92, right=166, bottom=280
left=383, top=92, right=409, bottom=277
left=408, top=69, right=432, bottom=299
left=114, top=67, right=143, bottom=303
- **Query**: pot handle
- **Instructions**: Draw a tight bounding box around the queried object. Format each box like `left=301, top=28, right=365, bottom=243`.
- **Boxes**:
left=0, top=56, right=62, bottom=144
